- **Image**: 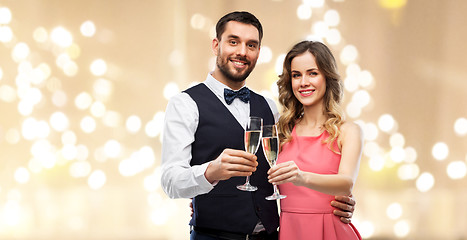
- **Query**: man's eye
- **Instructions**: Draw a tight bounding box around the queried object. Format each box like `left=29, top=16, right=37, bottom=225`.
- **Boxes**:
left=230, top=40, right=237, bottom=45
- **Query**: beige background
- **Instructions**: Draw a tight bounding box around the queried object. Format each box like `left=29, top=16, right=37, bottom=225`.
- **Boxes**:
left=0, top=0, right=466, bottom=239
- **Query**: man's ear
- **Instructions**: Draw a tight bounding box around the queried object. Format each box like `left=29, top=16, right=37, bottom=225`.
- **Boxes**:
left=211, top=38, right=219, bottom=56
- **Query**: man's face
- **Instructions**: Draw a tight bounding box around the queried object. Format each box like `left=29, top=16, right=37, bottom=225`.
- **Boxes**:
left=213, top=21, right=261, bottom=83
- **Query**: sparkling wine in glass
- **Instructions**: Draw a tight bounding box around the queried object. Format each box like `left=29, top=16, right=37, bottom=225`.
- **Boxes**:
left=262, top=125, right=286, bottom=200
left=237, top=116, right=262, bottom=191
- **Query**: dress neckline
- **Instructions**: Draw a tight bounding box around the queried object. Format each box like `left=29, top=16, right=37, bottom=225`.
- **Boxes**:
left=292, top=125, right=326, bottom=138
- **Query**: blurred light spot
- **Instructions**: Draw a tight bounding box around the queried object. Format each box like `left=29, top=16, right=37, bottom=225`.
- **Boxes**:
left=398, top=163, right=419, bottom=180
left=454, top=117, right=467, bottom=136
left=340, top=45, right=358, bottom=65
left=386, top=202, right=402, bottom=220
left=345, top=101, right=361, bottom=118
left=102, top=111, right=121, bottom=127
left=404, top=147, right=417, bottom=163
left=258, top=46, right=272, bottom=64
left=104, top=140, right=121, bottom=158
left=67, top=43, right=81, bottom=59
left=190, top=13, right=206, bottom=29
left=118, top=146, right=155, bottom=177
left=62, top=144, right=77, bottom=161
left=5, top=128, right=21, bottom=144
left=93, top=78, right=113, bottom=101
left=311, top=21, right=328, bottom=39
left=0, top=85, right=17, bottom=102
left=12, top=42, right=30, bottom=62
left=416, top=172, right=434, bottom=192
left=275, top=53, right=286, bottom=76
left=446, top=161, right=466, bottom=179
left=378, top=114, right=395, bottom=133
left=35, top=120, right=50, bottom=139
left=90, top=101, right=106, bottom=118
left=303, top=0, right=325, bottom=8
left=389, top=133, right=405, bottom=148
left=70, top=161, right=92, bottom=178
left=75, top=92, right=93, bottom=110
left=363, top=122, right=378, bottom=141
left=432, top=142, right=448, bottom=161
left=0, top=26, right=13, bottom=43
left=90, top=59, right=107, bottom=76
left=324, top=9, right=340, bottom=26
left=33, top=63, right=52, bottom=85
left=63, top=60, right=79, bottom=76
left=76, top=144, right=89, bottom=161
left=169, top=49, right=184, bottom=67
left=379, top=0, right=407, bottom=9
left=14, top=167, right=30, bottom=184
left=394, top=220, right=410, bottom=238
left=51, top=27, right=73, bottom=47
left=390, top=146, right=405, bottom=163
left=357, top=221, right=375, bottom=239
left=297, top=4, right=312, bottom=20
left=18, top=100, right=33, bottom=116
left=145, top=112, right=165, bottom=137
left=0, top=7, right=12, bottom=24
left=52, top=90, right=68, bottom=107
left=2, top=201, right=21, bottom=226
left=352, top=90, right=370, bottom=108
left=88, top=170, right=106, bottom=190
left=80, top=116, right=96, bottom=133
left=344, top=75, right=359, bottom=92
left=151, top=207, right=169, bottom=225
left=163, top=82, right=179, bottom=100
left=144, top=167, right=161, bottom=192
left=22, top=117, right=38, bottom=140
left=80, top=20, right=96, bottom=37
left=61, top=130, right=77, bottom=145
left=50, top=112, right=69, bottom=132
left=33, top=27, right=48, bottom=43
left=126, top=115, right=142, bottom=133
left=358, top=70, right=374, bottom=88
left=325, top=28, right=341, bottom=45
left=56, top=53, right=72, bottom=68
left=369, top=155, right=385, bottom=171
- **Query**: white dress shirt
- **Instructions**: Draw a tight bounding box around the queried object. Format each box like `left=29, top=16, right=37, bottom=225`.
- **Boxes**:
left=161, top=73, right=279, bottom=199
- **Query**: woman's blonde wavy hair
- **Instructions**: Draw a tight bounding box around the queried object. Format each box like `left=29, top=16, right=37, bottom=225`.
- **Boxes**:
left=277, top=41, right=345, bottom=154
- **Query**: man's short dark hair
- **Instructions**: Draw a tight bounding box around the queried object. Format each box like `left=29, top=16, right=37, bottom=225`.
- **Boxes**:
left=215, top=11, right=263, bottom=43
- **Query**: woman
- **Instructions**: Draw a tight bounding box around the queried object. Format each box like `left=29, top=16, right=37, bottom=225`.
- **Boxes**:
left=268, top=41, right=362, bottom=239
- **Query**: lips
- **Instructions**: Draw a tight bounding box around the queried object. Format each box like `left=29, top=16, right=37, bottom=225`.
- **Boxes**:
left=230, top=58, right=248, bottom=69
left=299, top=89, right=315, bottom=97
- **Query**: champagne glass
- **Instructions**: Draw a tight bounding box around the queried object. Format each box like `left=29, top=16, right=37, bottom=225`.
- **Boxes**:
left=237, top=116, right=262, bottom=191
left=262, top=125, right=286, bottom=200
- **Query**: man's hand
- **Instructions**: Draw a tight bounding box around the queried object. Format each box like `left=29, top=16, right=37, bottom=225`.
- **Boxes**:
left=331, top=195, right=356, bottom=224
left=204, top=149, right=258, bottom=183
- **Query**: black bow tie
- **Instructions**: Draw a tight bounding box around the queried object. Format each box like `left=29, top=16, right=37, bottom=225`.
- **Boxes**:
left=224, top=87, right=250, bottom=105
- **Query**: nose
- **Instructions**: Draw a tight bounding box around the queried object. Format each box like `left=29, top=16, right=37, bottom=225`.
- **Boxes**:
left=236, top=44, right=247, bottom=56
left=300, top=75, right=310, bottom=87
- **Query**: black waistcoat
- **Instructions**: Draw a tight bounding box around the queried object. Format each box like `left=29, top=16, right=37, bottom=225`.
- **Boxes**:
left=184, top=83, right=279, bottom=234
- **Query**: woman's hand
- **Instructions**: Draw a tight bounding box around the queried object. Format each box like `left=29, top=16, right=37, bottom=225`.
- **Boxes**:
left=267, top=161, right=303, bottom=186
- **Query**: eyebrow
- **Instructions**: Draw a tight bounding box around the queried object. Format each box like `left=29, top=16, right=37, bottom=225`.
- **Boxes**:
left=226, top=34, right=259, bottom=45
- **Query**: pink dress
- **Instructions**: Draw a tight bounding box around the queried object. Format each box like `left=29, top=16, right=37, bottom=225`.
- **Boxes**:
left=276, top=127, right=361, bottom=240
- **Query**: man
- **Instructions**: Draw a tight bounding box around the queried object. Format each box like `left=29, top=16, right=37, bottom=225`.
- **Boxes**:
left=161, top=11, right=355, bottom=240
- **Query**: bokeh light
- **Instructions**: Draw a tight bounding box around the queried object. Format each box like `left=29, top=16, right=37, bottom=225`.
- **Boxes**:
left=432, top=142, right=449, bottom=161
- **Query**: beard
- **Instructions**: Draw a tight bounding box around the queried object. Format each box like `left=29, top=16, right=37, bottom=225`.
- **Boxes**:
left=216, top=55, right=256, bottom=83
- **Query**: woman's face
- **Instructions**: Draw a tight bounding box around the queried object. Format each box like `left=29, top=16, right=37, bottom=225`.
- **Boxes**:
left=290, top=51, right=326, bottom=108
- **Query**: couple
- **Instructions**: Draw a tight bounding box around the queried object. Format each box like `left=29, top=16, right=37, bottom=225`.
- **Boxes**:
left=161, top=11, right=362, bottom=240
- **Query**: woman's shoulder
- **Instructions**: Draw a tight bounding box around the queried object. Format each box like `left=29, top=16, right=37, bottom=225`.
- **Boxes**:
left=340, top=121, right=363, bottom=139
